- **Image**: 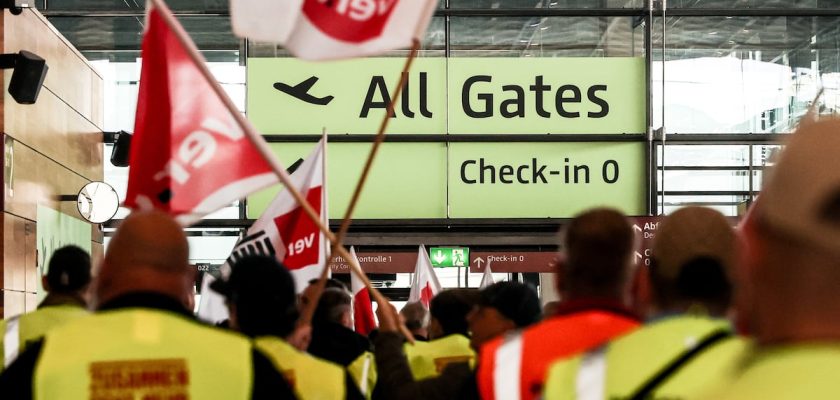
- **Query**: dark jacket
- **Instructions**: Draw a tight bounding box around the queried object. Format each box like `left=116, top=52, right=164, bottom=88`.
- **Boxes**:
left=372, top=332, right=479, bottom=400
left=308, top=321, right=371, bottom=366
left=0, top=292, right=296, bottom=400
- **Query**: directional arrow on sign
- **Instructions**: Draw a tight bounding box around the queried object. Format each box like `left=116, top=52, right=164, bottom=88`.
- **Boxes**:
left=634, top=251, right=643, bottom=261
left=475, top=257, right=485, bottom=269
left=633, top=224, right=643, bottom=233
left=433, top=250, right=447, bottom=264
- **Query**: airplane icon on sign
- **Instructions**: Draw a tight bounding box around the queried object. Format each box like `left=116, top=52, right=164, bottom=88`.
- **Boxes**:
left=273, top=76, right=335, bottom=106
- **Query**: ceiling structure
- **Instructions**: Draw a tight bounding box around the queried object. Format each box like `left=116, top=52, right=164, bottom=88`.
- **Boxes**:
left=23, top=0, right=837, bottom=70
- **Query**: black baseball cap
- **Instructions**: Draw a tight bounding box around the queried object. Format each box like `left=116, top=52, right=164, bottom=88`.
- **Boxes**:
left=478, top=282, right=542, bottom=328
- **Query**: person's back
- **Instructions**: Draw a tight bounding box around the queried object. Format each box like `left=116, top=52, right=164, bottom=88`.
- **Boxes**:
left=0, top=210, right=294, bottom=399
left=216, top=255, right=359, bottom=400
left=404, top=288, right=477, bottom=380
left=544, top=207, right=749, bottom=400
left=307, top=284, right=375, bottom=397
left=372, top=282, right=543, bottom=400
left=477, top=208, right=642, bottom=400
left=700, top=118, right=840, bottom=399
left=0, top=245, right=91, bottom=369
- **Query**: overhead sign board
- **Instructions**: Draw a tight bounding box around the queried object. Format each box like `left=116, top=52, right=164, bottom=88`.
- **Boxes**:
left=632, top=216, right=660, bottom=267
left=328, top=251, right=417, bottom=274
left=247, top=141, right=645, bottom=219
left=470, top=251, right=558, bottom=273
left=448, top=142, right=646, bottom=218
left=247, top=57, right=645, bottom=134
left=429, top=247, right=470, bottom=268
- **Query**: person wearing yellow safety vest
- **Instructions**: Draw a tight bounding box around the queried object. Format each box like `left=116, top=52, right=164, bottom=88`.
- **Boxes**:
left=307, top=282, right=376, bottom=398
left=214, top=254, right=363, bottom=400
left=372, top=282, right=542, bottom=400
left=403, top=289, right=478, bottom=380
left=544, top=207, right=749, bottom=400
left=699, top=118, right=840, bottom=399
left=0, top=211, right=296, bottom=400
left=0, top=245, right=91, bottom=370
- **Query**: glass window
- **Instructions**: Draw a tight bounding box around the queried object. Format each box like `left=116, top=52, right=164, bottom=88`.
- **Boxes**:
left=654, top=16, right=840, bottom=133
left=449, top=0, right=643, bottom=9
left=668, top=0, right=840, bottom=8
left=450, top=16, right=645, bottom=57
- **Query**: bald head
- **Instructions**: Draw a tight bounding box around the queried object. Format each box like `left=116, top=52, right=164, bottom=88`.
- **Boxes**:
left=96, top=210, right=192, bottom=308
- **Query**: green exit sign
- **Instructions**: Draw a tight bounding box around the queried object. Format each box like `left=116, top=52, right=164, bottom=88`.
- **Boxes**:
left=429, top=247, right=470, bottom=268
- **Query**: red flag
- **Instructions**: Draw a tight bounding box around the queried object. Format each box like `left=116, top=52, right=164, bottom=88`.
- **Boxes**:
left=230, top=0, right=438, bottom=60
left=350, top=247, right=376, bottom=335
left=408, top=245, right=441, bottom=308
left=125, top=7, right=278, bottom=226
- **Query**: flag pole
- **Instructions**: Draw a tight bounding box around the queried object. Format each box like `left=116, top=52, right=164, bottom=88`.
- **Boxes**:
left=330, top=39, right=420, bottom=250
left=148, top=0, right=412, bottom=339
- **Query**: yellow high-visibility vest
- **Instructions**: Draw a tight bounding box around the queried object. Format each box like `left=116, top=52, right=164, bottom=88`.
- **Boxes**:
left=255, top=335, right=345, bottom=400
left=404, top=334, right=475, bottom=380
left=34, top=308, right=253, bottom=400
left=544, top=316, right=749, bottom=400
left=700, top=344, right=840, bottom=400
left=1, top=304, right=88, bottom=370
left=347, top=351, right=377, bottom=400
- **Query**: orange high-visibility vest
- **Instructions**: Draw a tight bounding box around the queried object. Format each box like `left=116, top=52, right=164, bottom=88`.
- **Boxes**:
left=477, top=308, right=640, bottom=400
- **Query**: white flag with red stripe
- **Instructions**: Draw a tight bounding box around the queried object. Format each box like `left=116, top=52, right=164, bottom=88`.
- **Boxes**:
left=350, top=246, right=377, bottom=335
left=197, top=139, right=327, bottom=323
left=479, top=259, right=495, bottom=289
left=408, top=245, right=441, bottom=308
left=230, top=0, right=438, bottom=60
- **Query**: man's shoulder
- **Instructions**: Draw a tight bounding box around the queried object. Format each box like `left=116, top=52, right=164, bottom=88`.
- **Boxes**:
left=523, top=310, right=638, bottom=338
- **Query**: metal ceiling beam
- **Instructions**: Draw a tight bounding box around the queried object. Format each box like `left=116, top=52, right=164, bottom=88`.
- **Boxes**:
left=40, top=8, right=840, bottom=18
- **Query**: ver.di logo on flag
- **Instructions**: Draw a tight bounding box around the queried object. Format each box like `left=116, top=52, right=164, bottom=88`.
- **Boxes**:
left=302, top=0, right=398, bottom=43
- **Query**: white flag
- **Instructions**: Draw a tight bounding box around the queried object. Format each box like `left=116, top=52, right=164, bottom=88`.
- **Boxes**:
left=408, top=245, right=442, bottom=308
left=197, top=139, right=327, bottom=323
left=230, top=0, right=438, bottom=60
left=479, top=259, right=495, bottom=289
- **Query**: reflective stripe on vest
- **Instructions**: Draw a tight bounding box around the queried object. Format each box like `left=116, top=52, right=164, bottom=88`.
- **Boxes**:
left=4, top=316, right=21, bottom=367
left=359, top=353, right=371, bottom=395
left=576, top=347, right=607, bottom=400
left=34, top=309, right=252, bottom=400
left=348, top=351, right=378, bottom=400
left=493, top=333, right=524, bottom=400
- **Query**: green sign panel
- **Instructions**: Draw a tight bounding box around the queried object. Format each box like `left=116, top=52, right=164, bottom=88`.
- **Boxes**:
left=447, top=58, right=646, bottom=134
left=247, top=142, right=448, bottom=219
left=247, top=57, right=645, bottom=135
left=248, top=58, right=446, bottom=135
left=429, top=247, right=470, bottom=268
left=247, top=141, right=646, bottom=219
left=448, top=142, right=646, bottom=218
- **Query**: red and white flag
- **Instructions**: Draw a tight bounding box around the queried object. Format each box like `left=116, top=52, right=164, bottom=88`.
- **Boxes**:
left=349, top=247, right=377, bottom=335
left=408, top=245, right=441, bottom=308
left=230, top=0, right=438, bottom=60
left=197, top=139, right=327, bottom=322
left=125, top=6, right=279, bottom=226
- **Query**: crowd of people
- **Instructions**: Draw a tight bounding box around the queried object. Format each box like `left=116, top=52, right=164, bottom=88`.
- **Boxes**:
left=1, top=118, right=840, bottom=399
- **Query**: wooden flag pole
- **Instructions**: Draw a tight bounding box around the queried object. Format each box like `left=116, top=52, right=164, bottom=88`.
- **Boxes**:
left=150, top=0, right=412, bottom=339
left=302, top=40, right=420, bottom=333
left=331, top=39, right=420, bottom=248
